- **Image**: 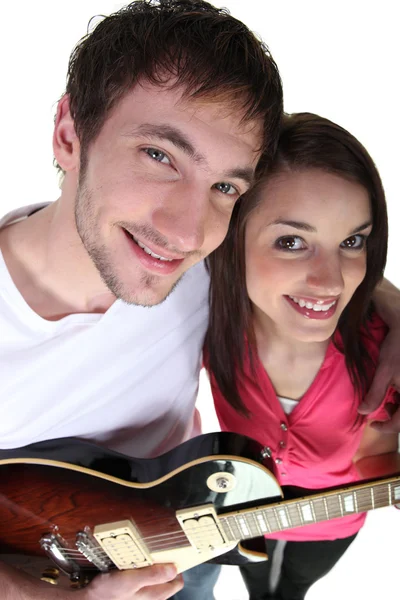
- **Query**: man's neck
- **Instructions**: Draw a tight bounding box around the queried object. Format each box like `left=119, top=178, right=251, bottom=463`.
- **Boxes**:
left=0, top=198, right=117, bottom=321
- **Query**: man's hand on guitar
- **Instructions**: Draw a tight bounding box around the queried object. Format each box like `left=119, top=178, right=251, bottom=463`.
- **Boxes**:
left=0, top=561, right=183, bottom=600
left=83, top=564, right=183, bottom=599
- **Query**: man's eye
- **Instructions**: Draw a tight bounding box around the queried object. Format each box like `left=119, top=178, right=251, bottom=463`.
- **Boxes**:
left=340, top=234, right=366, bottom=250
left=144, top=148, right=170, bottom=164
left=275, top=236, right=306, bottom=251
left=214, top=182, right=237, bottom=196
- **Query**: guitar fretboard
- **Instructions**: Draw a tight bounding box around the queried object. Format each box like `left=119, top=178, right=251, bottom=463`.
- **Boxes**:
left=219, top=476, right=400, bottom=540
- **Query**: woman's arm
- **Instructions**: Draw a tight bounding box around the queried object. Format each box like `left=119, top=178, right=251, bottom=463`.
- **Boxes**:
left=358, top=278, right=400, bottom=432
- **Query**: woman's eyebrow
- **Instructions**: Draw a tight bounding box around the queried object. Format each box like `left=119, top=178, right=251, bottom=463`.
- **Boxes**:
left=269, top=219, right=373, bottom=235
left=348, top=221, right=373, bottom=234
left=269, top=219, right=316, bottom=232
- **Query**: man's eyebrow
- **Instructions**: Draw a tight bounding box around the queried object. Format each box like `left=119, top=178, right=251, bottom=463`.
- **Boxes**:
left=224, top=167, right=255, bottom=189
left=269, top=219, right=373, bottom=234
left=124, top=123, right=256, bottom=187
left=125, top=123, right=206, bottom=164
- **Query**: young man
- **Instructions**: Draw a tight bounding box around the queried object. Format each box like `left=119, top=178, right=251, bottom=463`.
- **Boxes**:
left=0, top=2, right=399, bottom=600
left=0, top=2, right=283, bottom=599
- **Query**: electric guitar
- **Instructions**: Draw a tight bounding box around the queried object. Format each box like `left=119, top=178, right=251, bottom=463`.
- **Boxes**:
left=0, top=432, right=399, bottom=589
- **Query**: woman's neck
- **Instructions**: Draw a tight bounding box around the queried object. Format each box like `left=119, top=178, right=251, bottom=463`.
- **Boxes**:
left=253, top=308, right=331, bottom=400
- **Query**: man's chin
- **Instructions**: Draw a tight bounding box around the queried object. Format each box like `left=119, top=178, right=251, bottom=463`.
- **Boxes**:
left=119, top=274, right=184, bottom=308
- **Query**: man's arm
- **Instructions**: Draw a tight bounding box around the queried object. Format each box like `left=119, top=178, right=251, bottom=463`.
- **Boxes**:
left=358, top=277, right=400, bottom=432
left=0, top=561, right=183, bottom=600
left=353, top=421, right=399, bottom=479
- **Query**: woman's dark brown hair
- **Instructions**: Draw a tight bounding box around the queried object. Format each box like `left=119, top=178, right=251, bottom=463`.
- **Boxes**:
left=63, top=0, right=282, bottom=171
left=205, top=112, right=388, bottom=415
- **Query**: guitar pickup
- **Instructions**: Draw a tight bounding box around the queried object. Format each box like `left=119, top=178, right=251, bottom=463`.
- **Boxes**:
left=176, top=504, right=229, bottom=552
left=93, top=520, right=153, bottom=569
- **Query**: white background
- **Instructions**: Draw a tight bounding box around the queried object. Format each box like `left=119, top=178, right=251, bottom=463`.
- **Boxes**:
left=1, top=1, right=398, bottom=598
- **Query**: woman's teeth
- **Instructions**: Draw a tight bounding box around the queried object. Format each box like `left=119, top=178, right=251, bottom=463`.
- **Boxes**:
left=289, top=296, right=337, bottom=312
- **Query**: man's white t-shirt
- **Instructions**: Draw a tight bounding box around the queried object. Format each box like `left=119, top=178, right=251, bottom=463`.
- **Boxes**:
left=0, top=204, right=210, bottom=458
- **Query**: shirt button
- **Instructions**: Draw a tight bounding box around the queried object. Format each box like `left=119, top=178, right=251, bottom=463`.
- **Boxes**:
left=279, top=441, right=286, bottom=448
left=275, top=458, right=283, bottom=464
left=280, top=423, right=288, bottom=431
left=261, top=446, right=272, bottom=459
left=281, top=472, right=287, bottom=476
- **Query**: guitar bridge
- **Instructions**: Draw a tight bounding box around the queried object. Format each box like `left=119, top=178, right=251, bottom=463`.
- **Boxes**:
left=93, top=520, right=153, bottom=569
left=176, top=504, right=231, bottom=552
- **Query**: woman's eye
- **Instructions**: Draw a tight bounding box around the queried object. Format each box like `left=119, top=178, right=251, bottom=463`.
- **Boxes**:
left=275, top=236, right=306, bottom=251
left=340, top=234, right=366, bottom=250
left=144, top=148, right=170, bottom=164
left=213, top=182, right=238, bottom=196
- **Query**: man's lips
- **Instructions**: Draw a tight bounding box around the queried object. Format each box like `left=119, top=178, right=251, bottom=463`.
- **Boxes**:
left=285, top=295, right=339, bottom=320
left=123, top=229, right=185, bottom=275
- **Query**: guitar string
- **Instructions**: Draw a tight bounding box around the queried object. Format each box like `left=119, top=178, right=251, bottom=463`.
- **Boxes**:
left=89, top=486, right=396, bottom=547
left=53, top=487, right=395, bottom=554
left=35, top=480, right=395, bottom=564
left=49, top=492, right=395, bottom=562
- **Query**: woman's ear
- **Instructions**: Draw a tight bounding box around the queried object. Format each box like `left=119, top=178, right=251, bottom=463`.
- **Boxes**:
left=53, top=95, right=80, bottom=172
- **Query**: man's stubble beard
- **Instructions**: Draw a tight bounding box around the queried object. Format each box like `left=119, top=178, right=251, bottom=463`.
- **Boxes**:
left=74, top=166, right=184, bottom=307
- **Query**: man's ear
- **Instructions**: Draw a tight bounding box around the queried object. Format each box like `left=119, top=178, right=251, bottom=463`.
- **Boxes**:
left=53, top=95, right=80, bottom=172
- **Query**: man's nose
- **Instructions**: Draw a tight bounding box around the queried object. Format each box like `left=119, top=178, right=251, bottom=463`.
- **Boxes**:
left=151, top=183, right=207, bottom=253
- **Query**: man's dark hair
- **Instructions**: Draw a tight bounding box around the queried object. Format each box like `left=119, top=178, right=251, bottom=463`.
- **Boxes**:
left=206, top=112, right=388, bottom=415
left=65, top=0, right=283, bottom=170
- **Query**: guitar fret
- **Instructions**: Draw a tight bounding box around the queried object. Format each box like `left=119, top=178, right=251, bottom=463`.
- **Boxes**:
left=244, top=512, right=263, bottom=538
left=375, top=483, right=391, bottom=508
left=298, top=501, right=315, bottom=524
left=394, top=484, right=400, bottom=503
left=296, top=502, right=305, bottom=525
left=342, top=492, right=355, bottom=513
left=237, top=516, right=250, bottom=537
left=326, top=494, right=341, bottom=518
left=311, top=498, right=327, bottom=522
left=356, top=488, right=372, bottom=512
left=323, top=497, right=329, bottom=520
left=338, top=494, right=344, bottom=516
left=264, top=508, right=281, bottom=532
left=276, top=506, right=291, bottom=528
left=225, top=516, right=242, bottom=540
left=286, top=503, right=302, bottom=528
left=255, top=510, right=270, bottom=534
left=272, top=508, right=283, bottom=530
left=220, top=518, right=235, bottom=542
left=222, top=476, right=400, bottom=545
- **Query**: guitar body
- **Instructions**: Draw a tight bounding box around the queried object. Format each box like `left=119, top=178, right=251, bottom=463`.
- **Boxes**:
left=0, top=433, right=281, bottom=587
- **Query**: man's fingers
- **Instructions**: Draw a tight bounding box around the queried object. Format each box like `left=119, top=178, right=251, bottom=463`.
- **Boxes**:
left=133, top=564, right=178, bottom=587
left=140, top=573, right=184, bottom=599
left=358, top=365, right=391, bottom=414
left=370, top=405, right=400, bottom=433
left=84, top=564, right=180, bottom=599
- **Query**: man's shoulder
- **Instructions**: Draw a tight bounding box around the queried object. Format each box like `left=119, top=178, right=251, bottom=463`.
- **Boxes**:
left=0, top=203, right=50, bottom=231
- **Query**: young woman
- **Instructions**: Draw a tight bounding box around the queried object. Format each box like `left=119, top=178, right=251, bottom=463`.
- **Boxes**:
left=204, top=112, right=399, bottom=600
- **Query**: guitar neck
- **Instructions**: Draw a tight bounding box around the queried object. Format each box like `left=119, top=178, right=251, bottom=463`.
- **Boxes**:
left=219, top=474, right=400, bottom=540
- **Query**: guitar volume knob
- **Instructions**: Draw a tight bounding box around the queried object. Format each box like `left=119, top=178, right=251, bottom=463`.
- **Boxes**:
left=206, top=472, right=236, bottom=493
